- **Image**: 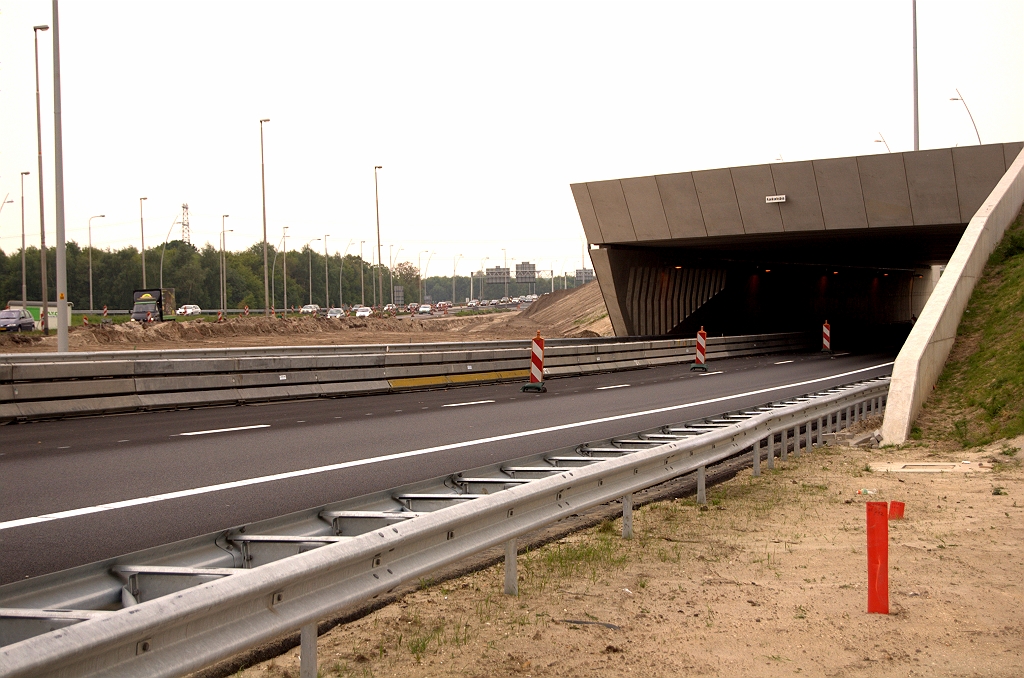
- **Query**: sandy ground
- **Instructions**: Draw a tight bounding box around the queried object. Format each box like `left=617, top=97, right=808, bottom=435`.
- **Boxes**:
left=228, top=424, right=1023, bottom=678
left=0, top=283, right=612, bottom=354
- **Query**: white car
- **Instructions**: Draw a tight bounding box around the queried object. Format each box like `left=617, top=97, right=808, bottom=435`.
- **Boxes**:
left=467, top=300, right=479, bottom=307
left=355, top=307, right=372, bottom=318
left=326, top=307, right=345, bottom=318
left=418, top=304, right=433, bottom=314
left=176, top=305, right=201, bottom=316
left=299, top=304, right=320, bottom=314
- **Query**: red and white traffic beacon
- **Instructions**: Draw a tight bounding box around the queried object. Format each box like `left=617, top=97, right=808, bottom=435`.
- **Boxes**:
left=691, top=326, right=708, bottom=372
left=521, top=331, right=547, bottom=393
left=822, top=320, right=832, bottom=354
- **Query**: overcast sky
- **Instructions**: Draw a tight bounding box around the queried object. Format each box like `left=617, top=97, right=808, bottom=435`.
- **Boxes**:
left=1, top=1, right=1021, bottom=278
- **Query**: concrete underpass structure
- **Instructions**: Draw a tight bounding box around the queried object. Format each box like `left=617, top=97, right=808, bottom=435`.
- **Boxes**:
left=573, top=142, right=1023, bottom=347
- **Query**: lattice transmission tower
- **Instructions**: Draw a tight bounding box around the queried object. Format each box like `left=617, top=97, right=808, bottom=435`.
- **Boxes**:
left=181, top=203, right=191, bottom=244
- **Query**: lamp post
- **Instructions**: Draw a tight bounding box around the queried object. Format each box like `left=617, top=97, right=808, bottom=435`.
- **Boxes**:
left=306, top=238, right=320, bottom=306
left=52, top=0, right=70, bottom=352
left=359, top=240, right=366, bottom=306
left=159, top=215, right=180, bottom=290
left=418, top=250, right=430, bottom=304
left=950, top=88, right=982, bottom=145
left=389, top=245, right=403, bottom=307
left=271, top=229, right=286, bottom=312
left=502, top=248, right=508, bottom=299
left=33, top=24, right=49, bottom=335
left=473, top=256, right=488, bottom=301
left=87, top=214, right=104, bottom=310
left=324, top=234, right=330, bottom=308
left=20, top=173, right=31, bottom=310
left=374, top=165, right=383, bottom=308
left=260, top=118, right=270, bottom=315
left=139, top=197, right=148, bottom=287
left=282, top=226, right=289, bottom=315
left=339, top=239, right=353, bottom=309
left=874, top=133, right=891, bottom=153
left=424, top=251, right=435, bottom=303
left=452, top=254, right=463, bottom=304
left=912, top=0, right=919, bottom=151
left=220, top=215, right=231, bottom=312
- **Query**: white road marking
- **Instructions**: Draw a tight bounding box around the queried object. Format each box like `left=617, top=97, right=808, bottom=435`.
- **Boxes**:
left=443, top=400, right=496, bottom=408
left=774, top=360, right=794, bottom=365
left=698, top=371, right=724, bottom=376
left=596, top=384, right=630, bottom=391
left=0, top=361, right=893, bottom=532
left=179, top=425, right=270, bottom=437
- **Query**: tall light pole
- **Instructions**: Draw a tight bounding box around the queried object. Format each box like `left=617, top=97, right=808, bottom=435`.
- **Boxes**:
left=874, top=134, right=891, bottom=153
left=51, top=0, right=70, bottom=352
left=281, top=226, right=289, bottom=314
left=374, top=165, right=383, bottom=308
left=220, top=215, right=231, bottom=312
left=474, top=256, right=488, bottom=301
left=389, top=245, right=403, bottom=306
left=87, top=215, right=104, bottom=310
left=324, top=234, right=330, bottom=308
left=339, top=239, right=353, bottom=309
left=424, top=251, right=435, bottom=303
left=259, top=118, right=270, bottom=315
left=306, top=238, right=320, bottom=306
left=359, top=240, right=366, bottom=306
left=33, top=24, right=50, bottom=335
left=271, top=230, right=285, bottom=312
left=21, top=173, right=31, bottom=311
left=159, top=216, right=180, bottom=290
left=950, top=89, right=982, bottom=145
left=418, top=250, right=430, bottom=303
left=912, top=0, right=919, bottom=151
left=139, top=197, right=148, bottom=287
left=452, top=254, right=463, bottom=304
left=502, top=248, right=507, bottom=299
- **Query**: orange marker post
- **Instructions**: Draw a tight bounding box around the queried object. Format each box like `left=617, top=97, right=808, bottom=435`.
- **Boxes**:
left=866, top=502, right=889, bottom=614
left=691, top=326, right=708, bottom=372
left=822, top=320, right=832, bottom=353
left=521, top=331, right=546, bottom=393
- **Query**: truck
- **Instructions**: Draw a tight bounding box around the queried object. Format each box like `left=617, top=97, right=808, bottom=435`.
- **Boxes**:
left=131, top=288, right=176, bottom=322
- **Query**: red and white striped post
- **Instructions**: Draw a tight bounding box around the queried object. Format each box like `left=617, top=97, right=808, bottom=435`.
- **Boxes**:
left=217, top=311, right=223, bottom=322
left=82, top=315, right=89, bottom=326
left=822, top=320, right=832, bottom=353
left=521, top=331, right=547, bottom=392
left=146, top=311, right=152, bottom=323
left=102, top=305, right=108, bottom=317
left=691, top=326, right=708, bottom=372
left=244, top=305, right=249, bottom=316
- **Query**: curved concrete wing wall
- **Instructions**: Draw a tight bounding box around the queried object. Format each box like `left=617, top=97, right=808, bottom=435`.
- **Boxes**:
left=881, top=147, right=1024, bottom=443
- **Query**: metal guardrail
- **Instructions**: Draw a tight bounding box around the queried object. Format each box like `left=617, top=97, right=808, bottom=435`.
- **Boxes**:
left=0, top=332, right=813, bottom=422
left=0, top=376, right=888, bottom=677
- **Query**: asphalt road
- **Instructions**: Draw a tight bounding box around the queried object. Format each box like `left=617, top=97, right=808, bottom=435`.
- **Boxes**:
left=0, top=350, right=894, bottom=585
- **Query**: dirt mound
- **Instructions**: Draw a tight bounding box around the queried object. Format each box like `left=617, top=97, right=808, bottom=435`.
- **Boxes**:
left=520, top=280, right=611, bottom=337
left=0, top=333, right=44, bottom=348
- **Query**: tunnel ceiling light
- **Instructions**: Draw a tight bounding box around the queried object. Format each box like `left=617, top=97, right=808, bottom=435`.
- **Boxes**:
left=674, top=266, right=682, bottom=269
left=833, top=271, right=839, bottom=275
left=765, top=269, right=771, bottom=272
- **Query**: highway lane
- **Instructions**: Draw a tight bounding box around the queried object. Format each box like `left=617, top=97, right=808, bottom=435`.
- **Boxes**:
left=0, top=351, right=893, bottom=584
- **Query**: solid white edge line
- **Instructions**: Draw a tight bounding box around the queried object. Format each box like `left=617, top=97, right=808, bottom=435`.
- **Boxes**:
left=442, top=400, right=496, bottom=408
left=0, top=361, right=893, bottom=531
left=596, top=384, right=630, bottom=390
left=179, top=425, right=271, bottom=437
left=774, top=360, right=794, bottom=365
left=698, top=371, right=724, bottom=376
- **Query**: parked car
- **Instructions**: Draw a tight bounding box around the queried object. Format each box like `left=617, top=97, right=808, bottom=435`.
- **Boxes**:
left=326, top=307, right=345, bottom=318
left=418, top=304, right=433, bottom=314
left=299, top=304, right=320, bottom=315
left=175, top=304, right=202, bottom=316
left=0, top=308, right=35, bottom=332
left=355, top=306, right=372, bottom=318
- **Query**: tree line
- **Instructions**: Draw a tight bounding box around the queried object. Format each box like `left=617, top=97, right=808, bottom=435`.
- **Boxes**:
left=0, top=240, right=583, bottom=311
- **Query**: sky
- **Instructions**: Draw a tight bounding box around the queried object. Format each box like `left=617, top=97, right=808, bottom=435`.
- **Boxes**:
left=0, top=0, right=1021, bottom=278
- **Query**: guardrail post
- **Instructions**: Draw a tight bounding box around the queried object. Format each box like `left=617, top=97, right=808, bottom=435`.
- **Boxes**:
left=794, top=423, right=803, bottom=457
left=300, top=622, right=317, bottom=678
left=766, top=434, right=775, bottom=470
left=504, top=539, right=518, bottom=595
left=622, top=494, right=633, bottom=539
left=752, top=441, right=761, bottom=477
left=696, top=466, right=707, bottom=505
left=780, top=428, right=789, bottom=461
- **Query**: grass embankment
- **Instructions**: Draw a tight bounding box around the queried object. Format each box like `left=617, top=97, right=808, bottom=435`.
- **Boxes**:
left=917, top=208, right=1024, bottom=448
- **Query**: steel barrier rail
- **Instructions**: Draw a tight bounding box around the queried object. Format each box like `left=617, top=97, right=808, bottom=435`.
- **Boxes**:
left=0, top=333, right=813, bottom=422
left=0, top=377, right=888, bottom=677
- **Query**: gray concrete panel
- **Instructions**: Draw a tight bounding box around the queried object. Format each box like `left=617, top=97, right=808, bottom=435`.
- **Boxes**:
left=731, top=164, right=784, bottom=234
left=692, top=168, right=744, bottom=236
left=904, top=148, right=959, bottom=225
left=1005, top=142, right=1024, bottom=170
left=587, top=180, right=637, bottom=243
left=570, top=183, right=605, bottom=244
left=952, top=145, right=1008, bottom=222
left=589, top=248, right=628, bottom=336
left=770, top=161, right=825, bottom=232
left=857, top=154, right=913, bottom=227
left=620, top=176, right=672, bottom=241
left=813, top=157, right=868, bottom=230
left=655, top=173, right=708, bottom=239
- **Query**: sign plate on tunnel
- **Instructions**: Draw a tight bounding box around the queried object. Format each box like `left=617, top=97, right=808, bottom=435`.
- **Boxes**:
left=765, top=194, right=786, bottom=203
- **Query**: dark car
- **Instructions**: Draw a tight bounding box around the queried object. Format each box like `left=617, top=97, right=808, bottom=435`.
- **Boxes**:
left=0, top=308, right=35, bottom=332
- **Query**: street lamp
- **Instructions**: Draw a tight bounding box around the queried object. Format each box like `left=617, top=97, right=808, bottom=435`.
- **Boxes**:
left=452, top=254, right=463, bottom=304
left=874, top=133, right=891, bottom=153
left=271, top=229, right=286, bottom=312
left=502, top=248, right=508, bottom=299
left=389, top=245, right=403, bottom=306
left=220, top=215, right=231, bottom=312
left=324, top=234, right=331, bottom=308
left=306, top=238, right=320, bottom=306
left=339, top=239, right=353, bottom=309
left=418, top=250, right=430, bottom=304
left=260, top=118, right=270, bottom=315
left=282, top=226, right=289, bottom=315
left=21, top=173, right=31, bottom=310
left=473, top=256, right=488, bottom=301
left=374, top=165, right=383, bottom=309
left=33, top=24, right=50, bottom=335
left=87, top=214, right=104, bottom=310
left=950, top=89, right=982, bottom=145
left=359, top=240, right=367, bottom=306
left=139, top=197, right=148, bottom=287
